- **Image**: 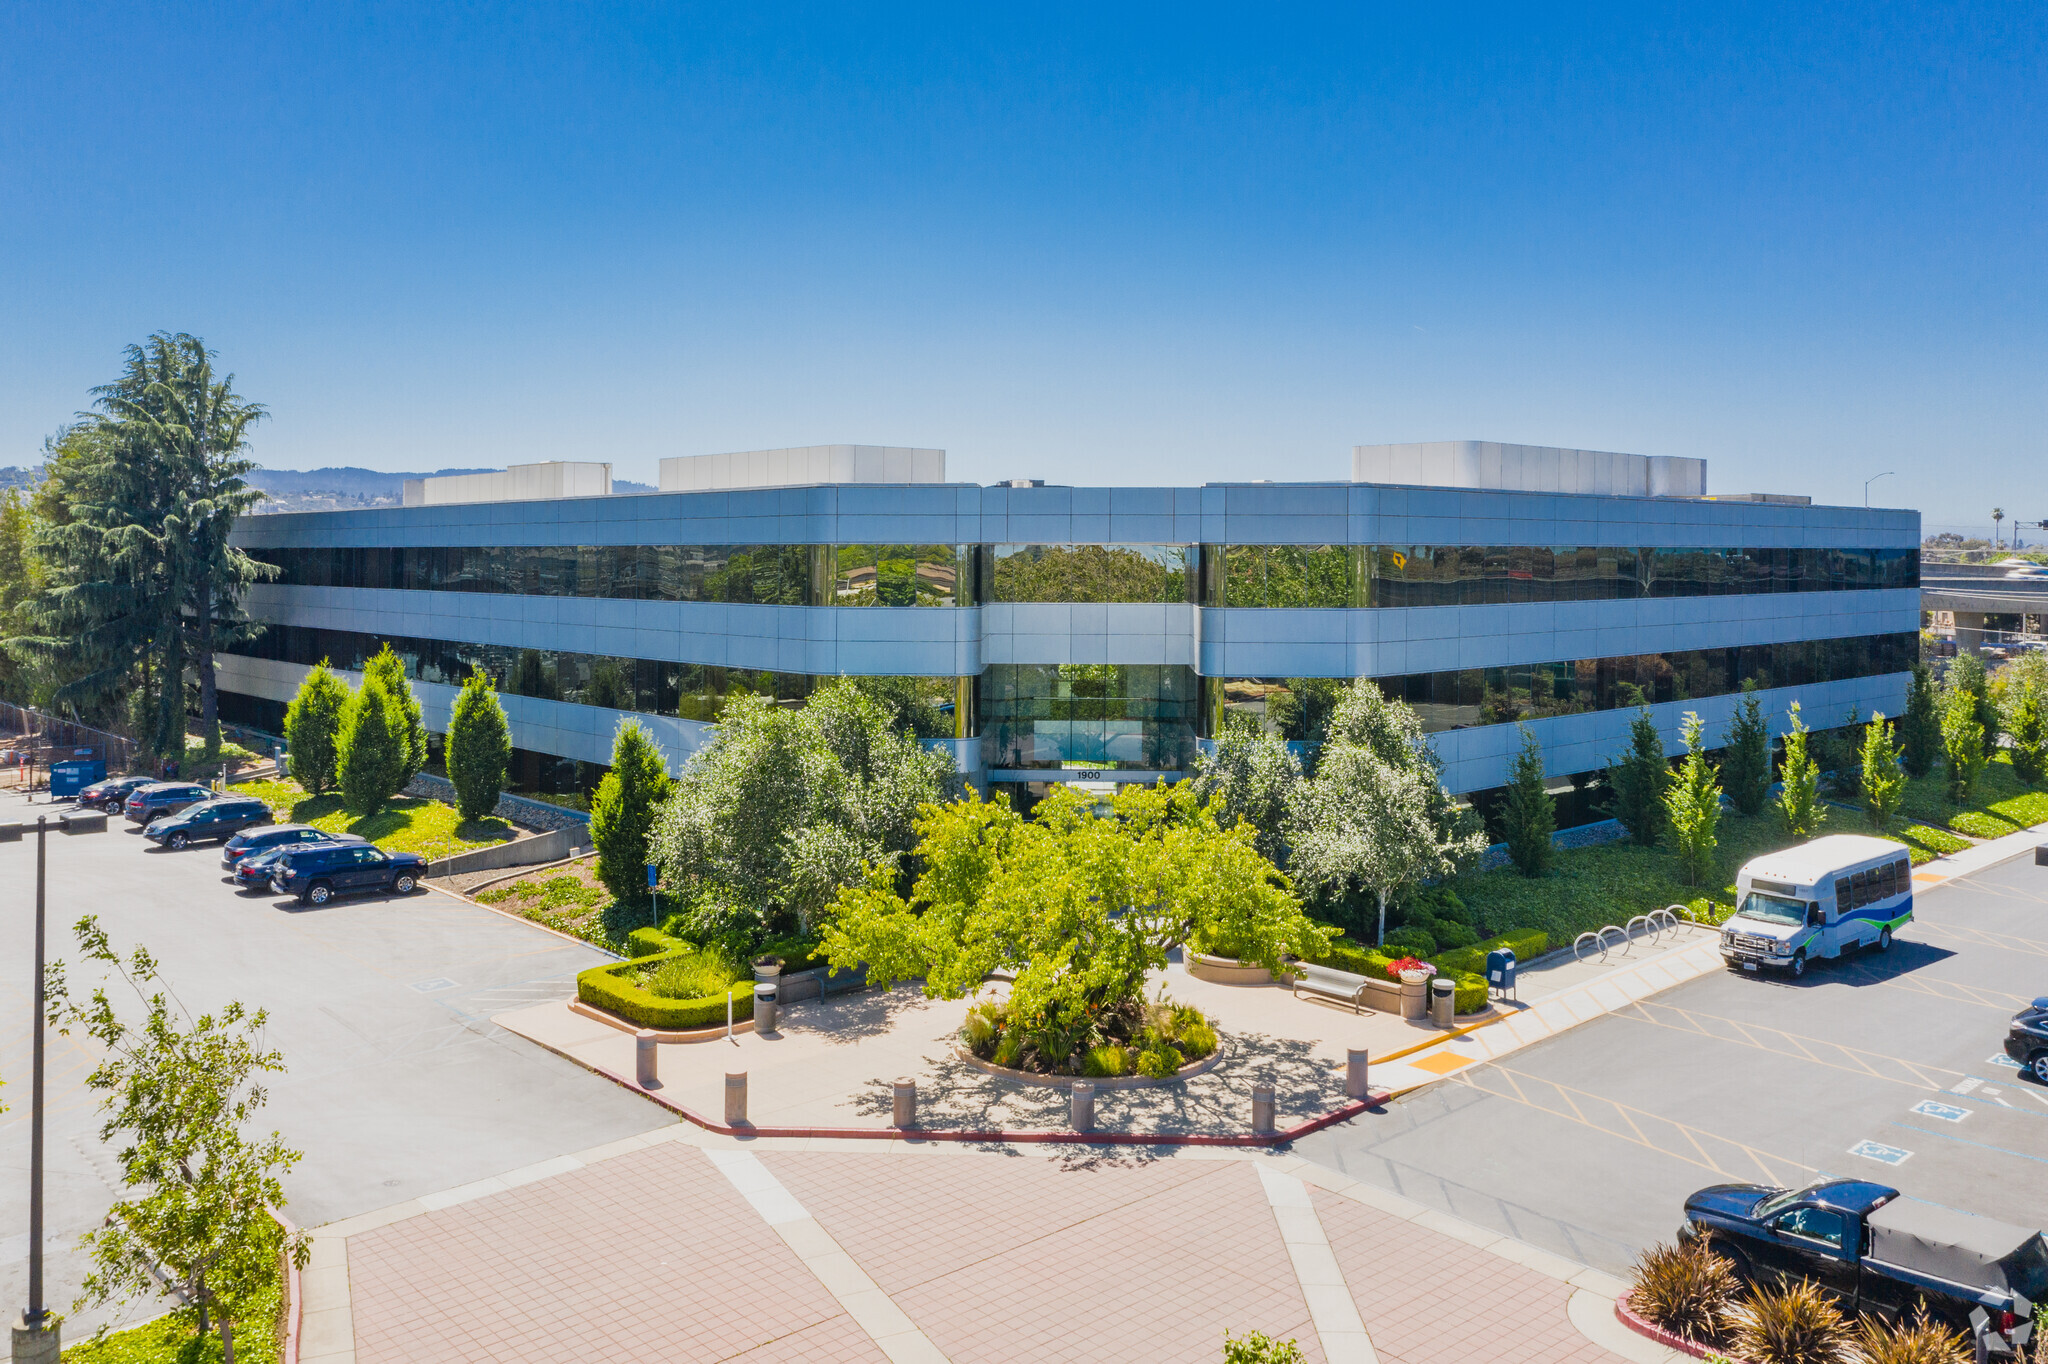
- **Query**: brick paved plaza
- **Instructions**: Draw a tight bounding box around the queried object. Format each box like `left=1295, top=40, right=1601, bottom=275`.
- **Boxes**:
left=309, top=1127, right=1663, bottom=1364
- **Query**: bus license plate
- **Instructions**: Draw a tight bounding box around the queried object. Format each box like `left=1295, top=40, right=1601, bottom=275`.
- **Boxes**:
left=1741, top=961, right=1758, bottom=971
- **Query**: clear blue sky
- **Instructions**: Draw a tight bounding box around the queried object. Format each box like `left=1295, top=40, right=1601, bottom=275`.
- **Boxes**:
left=3, top=3, right=2042, bottom=531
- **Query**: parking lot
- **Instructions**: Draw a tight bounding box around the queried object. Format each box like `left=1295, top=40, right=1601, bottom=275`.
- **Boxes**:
left=1298, top=844, right=2048, bottom=1276
left=0, top=789, right=669, bottom=1336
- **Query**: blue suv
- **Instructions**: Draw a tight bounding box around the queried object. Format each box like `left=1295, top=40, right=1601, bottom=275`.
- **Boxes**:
left=270, top=843, right=428, bottom=906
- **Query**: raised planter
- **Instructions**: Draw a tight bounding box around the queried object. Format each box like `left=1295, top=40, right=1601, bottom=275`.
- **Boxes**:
left=1614, top=1291, right=1744, bottom=1362
left=572, top=997, right=755, bottom=1043
left=1186, top=951, right=1278, bottom=984
left=952, top=1037, right=1228, bottom=1090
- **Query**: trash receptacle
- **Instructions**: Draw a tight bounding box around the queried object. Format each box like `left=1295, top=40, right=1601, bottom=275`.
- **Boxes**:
left=1486, top=949, right=1517, bottom=1000
left=754, top=981, right=778, bottom=1033
left=2037, top=842, right=2048, bottom=867
left=1430, top=976, right=1455, bottom=1027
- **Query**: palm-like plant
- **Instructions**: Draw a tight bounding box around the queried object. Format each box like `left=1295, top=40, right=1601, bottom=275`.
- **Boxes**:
left=1852, top=1305, right=1971, bottom=1364
left=1629, top=1236, right=1742, bottom=1344
left=1729, top=1278, right=1853, bottom=1364
left=1994, top=507, right=2006, bottom=548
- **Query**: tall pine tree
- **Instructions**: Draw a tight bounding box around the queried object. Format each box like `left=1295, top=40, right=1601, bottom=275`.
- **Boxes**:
left=283, top=662, right=351, bottom=794
left=1859, top=713, right=1907, bottom=832
left=338, top=675, right=407, bottom=817
left=1664, top=712, right=1722, bottom=886
left=446, top=668, right=512, bottom=822
left=1500, top=724, right=1555, bottom=877
left=591, top=720, right=672, bottom=905
left=361, top=644, right=426, bottom=789
left=1604, top=706, right=1669, bottom=846
left=1900, top=663, right=1941, bottom=778
left=1777, top=702, right=1827, bottom=839
left=1721, top=681, right=1772, bottom=816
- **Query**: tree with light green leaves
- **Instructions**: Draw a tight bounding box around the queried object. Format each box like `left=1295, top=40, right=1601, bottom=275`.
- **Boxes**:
left=1859, top=712, right=1907, bottom=832
left=1190, top=713, right=1302, bottom=869
left=337, top=672, right=408, bottom=816
left=1721, top=681, right=1772, bottom=817
left=362, top=644, right=426, bottom=789
left=47, top=917, right=308, bottom=1364
left=2000, top=652, right=2048, bottom=785
left=1285, top=679, right=1487, bottom=944
left=653, top=679, right=958, bottom=946
left=282, top=661, right=351, bottom=794
left=1605, top=706, right=1669, bottom=846
left=1664, top=713, right=1723, bottom=886
left=1777, top=702, right=1827, bottom=840
left=1500, top=724, right=1554, bottom=878
left=1899, top=663, right=1941, bottom=778
left=591, top=720, right=671, bottom=904
left=446, top=667, right=511, bottom=821
left=822, top=784, right=1328, bottom=1070
left=1946, top=651, right=2000, bottom=755
left=1941, top=684, right=1986, bottom=807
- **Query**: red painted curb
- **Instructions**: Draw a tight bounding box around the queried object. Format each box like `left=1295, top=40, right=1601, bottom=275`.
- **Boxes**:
left=572, top=1049, right=1387, bottom=1147
left=1614, top=1292, right=1744, bottom=1362
left=270, top=1207, right=303, bottom=1364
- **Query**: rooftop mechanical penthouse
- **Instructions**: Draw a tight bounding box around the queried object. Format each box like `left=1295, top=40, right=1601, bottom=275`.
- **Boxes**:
left=222, top=441, right=1920, bottom=814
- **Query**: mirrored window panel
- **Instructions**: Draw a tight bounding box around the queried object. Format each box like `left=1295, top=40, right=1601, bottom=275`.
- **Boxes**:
left=981, top=545, right=1195, bottom=604
left=980, top=664, right=1200, bottom=770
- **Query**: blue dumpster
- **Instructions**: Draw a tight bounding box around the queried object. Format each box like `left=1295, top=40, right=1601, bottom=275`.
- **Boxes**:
left=1485, top=948, right=1517, bottom=999
left=50, top=758, right=106, bottom=798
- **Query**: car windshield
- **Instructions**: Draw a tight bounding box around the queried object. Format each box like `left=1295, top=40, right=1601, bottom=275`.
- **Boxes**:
left=1753, top=1186, right=1809, bottom=1218
left=1737, top=893, right=1808, bottom=927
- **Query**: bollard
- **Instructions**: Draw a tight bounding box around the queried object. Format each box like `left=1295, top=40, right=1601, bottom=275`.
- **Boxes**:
left=1345, top=1047, right=1370, bottom=1099
left=635, top=1029, right=659, bottom=1088
left=892, top=1077, right=917, bottom=1129
left=1070, top=1080, right=1096, bottom=1132
left=724, top=1072, right=748, bottom=1126
left=1252, top=1082, right=1276, bottom=1136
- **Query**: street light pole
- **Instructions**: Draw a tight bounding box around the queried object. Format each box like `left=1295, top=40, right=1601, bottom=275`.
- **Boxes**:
left=6, top=809, right=107, bottom=1364
left=1864, top=471, right=1895, bottom=507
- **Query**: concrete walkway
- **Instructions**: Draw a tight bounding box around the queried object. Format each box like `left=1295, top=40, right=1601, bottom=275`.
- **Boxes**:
left=301, top=1123, right=1685, bottom=1364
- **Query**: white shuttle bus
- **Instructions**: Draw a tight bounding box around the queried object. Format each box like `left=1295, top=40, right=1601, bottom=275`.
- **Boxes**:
left=1722, top=834, right=1915, bottom=977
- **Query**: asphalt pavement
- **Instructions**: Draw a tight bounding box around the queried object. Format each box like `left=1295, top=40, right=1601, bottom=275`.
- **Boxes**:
left=1297, top=841, right=2048, bottom=1277
left=0, top=790, right=669, bottom=1336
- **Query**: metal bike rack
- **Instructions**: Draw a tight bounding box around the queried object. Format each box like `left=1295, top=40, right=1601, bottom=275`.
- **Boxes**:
left=1575, top=908, right=1684, bottom=962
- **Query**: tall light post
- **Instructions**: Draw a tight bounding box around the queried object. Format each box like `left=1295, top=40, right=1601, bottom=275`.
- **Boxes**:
left=5, top=810, right=107, bottom=1364
left=1864, top=471, right=1895, bottom=507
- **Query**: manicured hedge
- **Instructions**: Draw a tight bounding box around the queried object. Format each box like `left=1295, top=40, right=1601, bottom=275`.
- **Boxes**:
left=624, top=926, right=681, bottom=958
left=577, top=942, right=754, bottom=1029
left=1302, top=926, right=1500, bottom=1016
left=1435, top=929, right=1550, bottom=977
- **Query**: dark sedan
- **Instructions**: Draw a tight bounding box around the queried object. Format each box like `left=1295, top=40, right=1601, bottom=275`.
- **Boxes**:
left=2005, top=997, right=2048, bottom=1083
left=222, top=824, right=365, bottom=869
left=143, top=796, right=274, bottom=850
left=77, top=774, right=154, bottom=813
left=270, top=842, right=427, bottom=906
left=123, top=782, right=213, bottom=824
left=231, top=841, right=333, bottom=890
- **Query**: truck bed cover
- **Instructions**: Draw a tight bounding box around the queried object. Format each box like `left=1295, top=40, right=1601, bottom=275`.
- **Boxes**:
left=1867, top=1199, right=2047, bottom=1299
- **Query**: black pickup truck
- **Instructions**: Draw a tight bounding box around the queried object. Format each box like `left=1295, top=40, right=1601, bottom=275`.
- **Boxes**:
left=1680, top=1178, right=2043, bottom=1357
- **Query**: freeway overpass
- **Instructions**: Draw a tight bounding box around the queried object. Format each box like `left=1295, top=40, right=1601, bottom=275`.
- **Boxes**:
left=1921, top=560, right=2048, bottom=653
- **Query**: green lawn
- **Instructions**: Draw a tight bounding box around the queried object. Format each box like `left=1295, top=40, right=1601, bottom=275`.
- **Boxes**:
left=1447, top=805, right=1968, bottom=948
left=474, top=859, right=648, bottom=951
left=231, top=778, right=514, bottom=859
left=1886, top=751, right=2048, bottom=839
left=62, top=1228, right=283, bottom=1363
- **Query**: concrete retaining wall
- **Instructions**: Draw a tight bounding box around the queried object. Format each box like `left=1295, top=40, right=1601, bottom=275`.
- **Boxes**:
left=399, top=773, right=592, bottom=834
left=426, top=825, right=588, bottom=879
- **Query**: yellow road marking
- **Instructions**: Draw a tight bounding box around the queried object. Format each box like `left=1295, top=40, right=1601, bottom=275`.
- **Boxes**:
left=1617, top=1002, right=1968, bottom=1090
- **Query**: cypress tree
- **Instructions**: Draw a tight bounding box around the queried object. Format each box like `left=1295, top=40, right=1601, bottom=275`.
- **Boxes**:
left=1604, top=706, right=1669, bottom=846
left=282, top=660, right=351, bottom=794
left=362, top=644, right=426, bottom=789
left=1664, top=712, right=1722, bottom=886
left=1777, top=702, right=1827, bottom=840
left=2001, top=652, right=2048, bottom=785
left=591, top=720, right=671, bottom=904
left=1859, top=713, right=1907, bottom=832
left=1722, top=681, right=1772, bottom=817
left=446, top=668, right=512, bottom=822
left=1941, top=685, right=1986, bottom=808
left=338, top=674, right=407, bottom=817
left=1947, top=652, right=1999, bottom=754
left=1900, top=663, right=1941, bottom=778
left=1500, top=724, right=1554, bottom=877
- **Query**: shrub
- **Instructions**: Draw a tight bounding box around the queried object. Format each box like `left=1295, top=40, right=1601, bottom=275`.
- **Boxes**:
left=1942, top=686, right=1987, bottom=807
left=592, top=720, right=671, bottom=904
left=575, top=954, right=753, bottom=1030
left=1436, top=929, right=1549, bottom=976
left=1728, top=1279, right=1853, bottom=1364
left=1384, top=926, right=1437, bottom=957
left=625, top=926, right=681, bottom=958
left=1080, top=1045, right=1130, bottom=1078
left=1223, top=1331, right=1306, bottom=1364
left=962, top=1010, right=998, bottom=1055
left=1403, top=886, right=1471, bottom=926
left=1135, top=1045, right=1183, bottom=1078
left=1852, top=1306, right=1970, bottom=1364
left=363, top=644, right=427, bottom=788
left=1176, top=1021, right=1219, bottom=1059
left=992, top=1032, right=1024, bottom=1067
left=446, top=668, right=511, bottom=822
left=1430, top=919, right=1480, bottom=950
left=1628, top=1236, right=1741, bottom=1345
left=1452, top=972, right=1488, bottom=1013
left=337, top=674, right=408, bottom=816
left=644, top=947, right=741, bottom=1000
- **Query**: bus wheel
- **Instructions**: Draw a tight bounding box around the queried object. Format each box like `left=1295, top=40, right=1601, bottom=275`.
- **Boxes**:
left=1790, top=951, right=1807, bottom=978
left=1877, top=927, right=1892, bottom=952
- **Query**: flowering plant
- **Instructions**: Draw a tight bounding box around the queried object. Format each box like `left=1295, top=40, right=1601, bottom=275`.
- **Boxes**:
left=1387, top=956, right=1435, bottom=977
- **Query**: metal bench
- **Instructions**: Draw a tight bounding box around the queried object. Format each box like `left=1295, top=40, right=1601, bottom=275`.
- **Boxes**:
left=1290, top=961, right=1372, bottom=1014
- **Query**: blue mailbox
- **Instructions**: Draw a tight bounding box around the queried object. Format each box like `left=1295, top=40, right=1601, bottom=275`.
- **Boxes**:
left=50, top=758, right=106, bottom=798
left=1485, top=948, right=1517, bottom=1000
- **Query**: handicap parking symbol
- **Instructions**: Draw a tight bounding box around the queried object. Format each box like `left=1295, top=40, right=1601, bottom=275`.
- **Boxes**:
left=1849, top=1140, right=1914, bottom=1166
left=1910, top=1100, right=1969, bottom=1123
left=1988, top=1054, right=2023, bottom=1070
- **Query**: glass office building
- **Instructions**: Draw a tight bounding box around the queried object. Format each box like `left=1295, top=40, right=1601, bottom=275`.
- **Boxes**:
left=221, top=449, right=1920, bottom=811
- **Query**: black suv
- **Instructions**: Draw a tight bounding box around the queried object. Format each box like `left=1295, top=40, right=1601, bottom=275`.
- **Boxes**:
left=222, top=824, right=365, bottom=869
left=144, top=796, right=274, bottom=850
left=123, top=782, right=213, bottom=824
left=2005, top=997, right=2048, bottom=1083
left=271, top=843, right=427, bottom=906
left=78, top=774, right=154, bottom=813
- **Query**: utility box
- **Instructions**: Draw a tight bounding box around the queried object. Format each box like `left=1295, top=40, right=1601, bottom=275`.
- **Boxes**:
left=1486, top=949, right=1518, bottom=999
left=49, top=759, right=105, bottom=797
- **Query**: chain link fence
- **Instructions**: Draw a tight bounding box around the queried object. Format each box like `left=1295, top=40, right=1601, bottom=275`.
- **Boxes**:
left=0, top=701, right=141, bottom=788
